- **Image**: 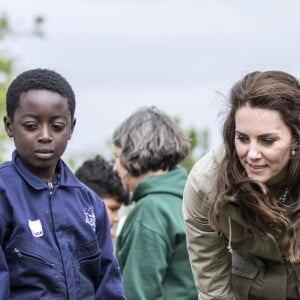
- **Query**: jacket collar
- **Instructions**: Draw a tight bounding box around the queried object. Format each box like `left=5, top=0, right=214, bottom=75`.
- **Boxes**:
left=12, top=150, right=81, bottom=190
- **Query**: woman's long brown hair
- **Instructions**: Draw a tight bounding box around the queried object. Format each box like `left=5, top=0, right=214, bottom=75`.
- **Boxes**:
left=209, top=70, right=300, bottom=262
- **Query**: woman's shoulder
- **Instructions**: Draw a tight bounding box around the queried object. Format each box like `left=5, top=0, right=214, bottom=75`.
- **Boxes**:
left=183, top=144, right=225, bottom=216
left=189, top=144, right=224, bottom=190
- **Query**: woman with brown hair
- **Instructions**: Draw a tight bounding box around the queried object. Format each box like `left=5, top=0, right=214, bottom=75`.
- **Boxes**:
left=183, top=70, right=300, bottom=300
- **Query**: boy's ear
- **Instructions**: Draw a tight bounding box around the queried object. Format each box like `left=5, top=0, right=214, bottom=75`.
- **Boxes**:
left=3, top=116, right=13, bottom=137
left=69, top=118, right=76, bottom=140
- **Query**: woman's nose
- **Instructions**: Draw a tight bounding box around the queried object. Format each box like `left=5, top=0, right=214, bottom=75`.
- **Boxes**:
left=247, top=145, right=262, bottom=160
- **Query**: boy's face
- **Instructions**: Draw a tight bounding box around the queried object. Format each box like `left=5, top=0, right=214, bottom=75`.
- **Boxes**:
left=103, top=197, right=122, bottom=228
left=4, top=89, right=76, bottom=182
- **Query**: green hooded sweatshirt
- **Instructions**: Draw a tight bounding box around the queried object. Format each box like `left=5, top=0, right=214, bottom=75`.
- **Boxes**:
left=116, top=167, right=197, bottom=300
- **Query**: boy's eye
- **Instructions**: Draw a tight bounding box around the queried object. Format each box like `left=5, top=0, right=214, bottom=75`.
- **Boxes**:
left=52, top=124, right=65, bottom=132
left=23, top=123, right=38, bottom=131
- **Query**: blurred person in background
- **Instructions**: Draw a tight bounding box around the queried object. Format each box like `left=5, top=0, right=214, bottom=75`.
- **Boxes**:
left=76, top=154, right=131, bottom=239
left=112, top=106, right=197, bottom=300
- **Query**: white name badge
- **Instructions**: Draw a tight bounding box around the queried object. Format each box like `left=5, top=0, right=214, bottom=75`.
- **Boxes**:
left=28, top=219, right=44, bottom=237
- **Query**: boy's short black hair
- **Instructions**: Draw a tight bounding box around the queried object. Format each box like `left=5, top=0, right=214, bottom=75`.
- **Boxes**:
left=76, top=155, right=131, bottom=205
left=6, top=68, right=76, bottom=120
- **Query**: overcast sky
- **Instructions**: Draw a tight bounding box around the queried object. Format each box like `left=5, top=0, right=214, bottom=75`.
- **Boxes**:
left=2, top=0, right=300, bottom=165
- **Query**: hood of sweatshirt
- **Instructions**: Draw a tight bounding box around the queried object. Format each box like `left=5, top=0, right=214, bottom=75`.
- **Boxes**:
left=131, top=166, right=187, bottom=203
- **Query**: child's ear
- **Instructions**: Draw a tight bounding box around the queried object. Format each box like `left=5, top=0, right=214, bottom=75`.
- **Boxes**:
left=3, top=116, right=13, bottom=137
left=69, top=118, right=76, bottom=140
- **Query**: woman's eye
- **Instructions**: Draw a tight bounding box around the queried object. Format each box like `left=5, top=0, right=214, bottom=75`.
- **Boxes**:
left=261, top=138, right=275, bottom=145
left=236, top=135, right=249, bottom=143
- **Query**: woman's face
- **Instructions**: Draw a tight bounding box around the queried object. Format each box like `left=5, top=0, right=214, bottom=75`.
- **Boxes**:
left=113, top=146, right=139, bottom=192
left=234, top=104, right=293, bottom=185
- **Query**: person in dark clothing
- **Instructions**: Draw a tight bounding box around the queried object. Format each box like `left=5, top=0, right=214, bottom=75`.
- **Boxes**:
left=0, top=68, right=125, bottom=299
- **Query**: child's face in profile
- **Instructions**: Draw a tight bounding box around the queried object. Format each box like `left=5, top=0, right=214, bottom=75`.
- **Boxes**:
left=4, top=89, right=76, bottom=182
left=102, top=197, right=122, bottom=228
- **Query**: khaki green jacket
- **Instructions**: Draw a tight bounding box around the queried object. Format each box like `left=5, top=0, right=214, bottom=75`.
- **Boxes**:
left=183, top=145, right=300, bottom=300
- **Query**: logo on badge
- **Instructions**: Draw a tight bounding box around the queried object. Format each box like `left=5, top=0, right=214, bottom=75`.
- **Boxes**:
left=84, top=207, right=96, bottom=232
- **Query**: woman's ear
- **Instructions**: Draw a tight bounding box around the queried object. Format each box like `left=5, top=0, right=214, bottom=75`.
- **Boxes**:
left=3, top=116, right=13, bottom=137
left=293, top=138, right=299, bottom=148
left=291, top=138, right=299, bottom=156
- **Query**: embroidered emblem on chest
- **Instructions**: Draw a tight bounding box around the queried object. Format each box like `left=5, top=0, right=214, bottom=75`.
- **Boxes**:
left=84, top=207, right=96, bottom=232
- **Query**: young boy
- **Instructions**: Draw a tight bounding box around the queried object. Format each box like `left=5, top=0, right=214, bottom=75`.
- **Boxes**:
left=75, top=155, right=131, bottom=236
left=0, top=68, right=125, bottom=299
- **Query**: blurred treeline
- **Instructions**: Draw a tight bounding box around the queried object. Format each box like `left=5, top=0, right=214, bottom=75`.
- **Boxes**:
left=0, top=13, right=44, bottom=160
left=0, top=13, right=209, bottom=172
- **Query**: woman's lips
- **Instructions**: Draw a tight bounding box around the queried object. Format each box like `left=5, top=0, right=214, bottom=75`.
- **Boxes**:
left=246, top=162, right=267, bottom=174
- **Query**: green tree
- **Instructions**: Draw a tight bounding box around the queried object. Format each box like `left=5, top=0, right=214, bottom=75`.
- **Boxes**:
left=173, top=116, right=210, bottom=173
left=0, top=12, right=44, bottom=160
left=181, top=126, right=209, bottom=172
